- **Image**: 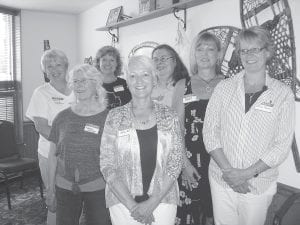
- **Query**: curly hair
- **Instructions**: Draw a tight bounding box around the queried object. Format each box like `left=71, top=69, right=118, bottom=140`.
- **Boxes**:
left=67, top=64, right=107, bottom=108
left=94, top=45, right=122, bottom=77
left=152, top=44, right=189, bottom=86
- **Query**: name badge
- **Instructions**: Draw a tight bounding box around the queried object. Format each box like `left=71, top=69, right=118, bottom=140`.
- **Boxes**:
left=114, top=85, right=124, bottom=92
left=118, top=129, right=130, bottom=137
left=255, top=101, right=274, bottom=113
left=183, top=94, right=198, bottom=103
left=52, top=97, right=64, bottom=104
left=84, top=124, right=99, bottom=134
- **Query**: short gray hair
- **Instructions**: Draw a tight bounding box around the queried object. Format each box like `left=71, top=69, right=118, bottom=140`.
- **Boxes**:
left=127, top=55, right=157, bottom=80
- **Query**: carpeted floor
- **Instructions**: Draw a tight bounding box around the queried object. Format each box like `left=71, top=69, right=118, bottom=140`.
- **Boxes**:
left=0, top=176, right=47, bottom=225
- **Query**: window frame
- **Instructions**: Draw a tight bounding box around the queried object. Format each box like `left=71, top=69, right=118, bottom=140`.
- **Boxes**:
left=0, top=6, right=22, bottom=143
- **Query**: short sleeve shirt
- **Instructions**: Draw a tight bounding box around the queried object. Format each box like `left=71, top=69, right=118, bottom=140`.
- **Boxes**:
left=26, top=83, right=74, bottom=157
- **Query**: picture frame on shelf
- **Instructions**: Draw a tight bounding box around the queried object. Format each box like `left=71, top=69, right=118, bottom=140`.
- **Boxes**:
left=139, top=0, right=156, bottom=15
left=106, top=6, right=123, bottom=26
left=156, top=0, right=173, bottom=10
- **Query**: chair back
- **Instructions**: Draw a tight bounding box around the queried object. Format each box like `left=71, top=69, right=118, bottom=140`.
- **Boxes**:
left=0, top=120, right=19, bottom=159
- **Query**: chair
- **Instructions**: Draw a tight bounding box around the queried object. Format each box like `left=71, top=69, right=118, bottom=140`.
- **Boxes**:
left=0, top=120, right=43, bottom=209
left=273, top=192, right=300, bottom=225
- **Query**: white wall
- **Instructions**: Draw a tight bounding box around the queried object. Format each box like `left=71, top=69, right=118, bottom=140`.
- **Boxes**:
left=77, top=0, right=300, bottom=188
left=21, top=10, right=78, bottom=116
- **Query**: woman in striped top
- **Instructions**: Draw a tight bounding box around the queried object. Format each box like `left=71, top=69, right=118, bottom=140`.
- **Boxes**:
left=203, top=26, right=295, bottom=225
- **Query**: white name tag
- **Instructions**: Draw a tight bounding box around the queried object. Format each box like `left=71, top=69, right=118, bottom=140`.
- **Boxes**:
left=183, top=94, right=198, bottom=103
left=255, top=104, right=273, bottom=113
left=84, top=124, right=99, bottom=134
left=118, top=129, right=130, bottom=137
left=113, top=85, right=124, bottom=92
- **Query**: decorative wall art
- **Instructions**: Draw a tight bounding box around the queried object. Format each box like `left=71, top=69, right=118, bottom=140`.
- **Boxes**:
left=139, top=0, right=156, bottom=15
left=128, top=41, right=159, bottom=58
left=106, top=6, right=123, bottom=26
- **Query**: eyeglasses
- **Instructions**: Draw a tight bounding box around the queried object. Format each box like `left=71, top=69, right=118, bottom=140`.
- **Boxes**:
left=152, top=56, right=173, bottom=64
left=72, top=79, right=94, bottom=86
left=239, top=47, right=266, bottom=55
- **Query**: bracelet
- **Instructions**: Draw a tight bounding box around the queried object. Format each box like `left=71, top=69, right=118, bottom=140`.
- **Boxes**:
left=253, top=168, right=260, bottom=178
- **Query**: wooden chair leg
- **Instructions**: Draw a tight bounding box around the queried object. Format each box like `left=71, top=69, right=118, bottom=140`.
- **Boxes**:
left=3, top=174, right=12, bottom=210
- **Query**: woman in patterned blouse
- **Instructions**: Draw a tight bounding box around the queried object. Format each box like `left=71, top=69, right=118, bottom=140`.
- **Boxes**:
left=100, top=55, right=183, bottom=225
left=173, top=32, right=224, bottom=225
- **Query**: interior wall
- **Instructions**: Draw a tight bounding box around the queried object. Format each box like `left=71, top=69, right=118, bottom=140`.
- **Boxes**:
left=77, top=0, right=300, bottom=188
left=21, top=10, right=78, bottom=116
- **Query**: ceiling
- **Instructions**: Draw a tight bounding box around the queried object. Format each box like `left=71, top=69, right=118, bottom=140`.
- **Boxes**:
left=0, top=0, right=107, bottom=14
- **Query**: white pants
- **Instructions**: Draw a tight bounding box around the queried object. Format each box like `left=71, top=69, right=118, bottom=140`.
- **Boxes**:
left=109, top=203, right=177, bottom=225
left=209, top=175, right=276, bottom=225
left=38, top=153, right=56, bottom=225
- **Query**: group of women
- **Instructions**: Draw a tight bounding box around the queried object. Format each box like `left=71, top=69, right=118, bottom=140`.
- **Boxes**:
left=26, top=25, right=294, bottom=225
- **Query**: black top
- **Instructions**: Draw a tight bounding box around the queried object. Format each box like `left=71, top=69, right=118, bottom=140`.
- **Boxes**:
left=245, top=85, right=268, bottom=113
left=103, top=77, right=131, bottom=109
left=136, top=125, right=158, bottom=196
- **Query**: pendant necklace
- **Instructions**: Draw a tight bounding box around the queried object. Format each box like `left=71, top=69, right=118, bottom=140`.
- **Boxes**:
left=131, top=105, right=153, bottom=126
left=196, top=76, right=218, bottom=93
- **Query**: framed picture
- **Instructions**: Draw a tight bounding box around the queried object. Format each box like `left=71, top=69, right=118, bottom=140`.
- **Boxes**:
left=139, top=0, right=156, bottom=15
left=106, top=6, right=123, bottom=26
left=156, top=0, right=173, bottom=10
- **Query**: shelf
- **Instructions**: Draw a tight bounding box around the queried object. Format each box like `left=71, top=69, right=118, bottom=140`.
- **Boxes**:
left=96, top=0, right=211, bottom=31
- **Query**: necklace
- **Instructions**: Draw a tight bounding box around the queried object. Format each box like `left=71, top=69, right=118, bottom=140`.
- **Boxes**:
left=247, top=92, right=256, bottom=104
left=131, top=105, right=153, bottom=126
left=195, top=75, right=219, bottom=93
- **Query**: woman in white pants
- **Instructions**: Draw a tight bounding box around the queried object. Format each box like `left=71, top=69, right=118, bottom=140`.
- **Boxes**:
left=100, top=55, right=183, bottom=225
left=203, top=26, right=295, bottom=225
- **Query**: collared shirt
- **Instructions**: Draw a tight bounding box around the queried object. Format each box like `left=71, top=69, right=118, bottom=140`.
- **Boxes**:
left=100, top=102, right=183, bottom=207
left=203, top=71, right=295, bottom=194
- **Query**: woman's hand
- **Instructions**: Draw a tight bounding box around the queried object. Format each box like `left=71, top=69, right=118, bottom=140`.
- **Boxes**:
left=45, top=190, right=56, bottom=213
left=222, top=168, right=250, bottom=187
left=182, top=163, right=201, bottom=191
left=222, top=168, right=251, bottom=193
left=130, top=197, right=159, bottom=224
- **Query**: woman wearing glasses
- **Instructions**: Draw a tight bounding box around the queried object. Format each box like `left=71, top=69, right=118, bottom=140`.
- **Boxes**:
left=203, top=26, right=295, bottom=225
left=100, top=55, right=183, bottom=225
left=94, top=45, right=131, bottom=109
left=172, top=32, right=224, bottom=225
left=47, top=64, right=110, bottom=225
left=151, top=44, right=189, bottom=107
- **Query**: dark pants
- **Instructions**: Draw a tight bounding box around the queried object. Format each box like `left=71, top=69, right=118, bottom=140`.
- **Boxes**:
left=55, top=186, right=110, bottom=225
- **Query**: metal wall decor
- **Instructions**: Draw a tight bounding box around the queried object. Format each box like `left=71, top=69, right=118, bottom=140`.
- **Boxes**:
left=128, top=41, right=159, bottom=58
